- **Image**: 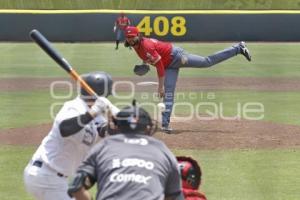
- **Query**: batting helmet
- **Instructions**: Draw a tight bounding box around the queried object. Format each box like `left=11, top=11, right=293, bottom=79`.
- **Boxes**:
left=125, top=26, right=139, bottom=38
left=177, top=156, right=202, bottom=190
left=80, top=71, right=113, bottom=100
left=112, top=100, right=157, bottom=135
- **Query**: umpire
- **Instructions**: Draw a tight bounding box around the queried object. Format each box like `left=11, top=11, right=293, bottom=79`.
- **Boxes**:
left=68, top=101, right=184, bottom=200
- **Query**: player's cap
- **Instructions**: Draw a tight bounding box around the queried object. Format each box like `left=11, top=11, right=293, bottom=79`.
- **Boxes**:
left=125, top=26, right=139, bottom=38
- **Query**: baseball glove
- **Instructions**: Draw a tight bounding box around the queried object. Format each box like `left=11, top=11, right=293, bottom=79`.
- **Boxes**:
left=134, top=64, right=150, bottom=76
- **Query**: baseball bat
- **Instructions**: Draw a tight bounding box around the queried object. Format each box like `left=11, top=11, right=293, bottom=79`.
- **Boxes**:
left=29, top=29, right=97, bottom=98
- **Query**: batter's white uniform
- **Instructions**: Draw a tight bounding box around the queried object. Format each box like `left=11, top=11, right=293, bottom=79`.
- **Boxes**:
left=24, top=96, right=119, bottom=200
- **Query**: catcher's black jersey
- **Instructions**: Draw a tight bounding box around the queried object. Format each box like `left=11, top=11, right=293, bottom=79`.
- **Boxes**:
left=77, top=133, right=183, bottom=200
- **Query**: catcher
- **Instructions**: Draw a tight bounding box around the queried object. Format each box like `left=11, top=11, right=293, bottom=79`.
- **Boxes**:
left=126, top=26, right=251, bottom=133
left=177, top=156, right=207, bottom=200
left=68, top=101, right=184, bottom=200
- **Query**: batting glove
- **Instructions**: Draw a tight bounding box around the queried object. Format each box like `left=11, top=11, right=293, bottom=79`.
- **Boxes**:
left=89, top=97, right=111, bottom=117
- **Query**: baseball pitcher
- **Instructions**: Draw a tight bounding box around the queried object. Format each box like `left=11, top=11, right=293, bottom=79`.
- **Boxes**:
left=124, top=26, right=251, bottom=133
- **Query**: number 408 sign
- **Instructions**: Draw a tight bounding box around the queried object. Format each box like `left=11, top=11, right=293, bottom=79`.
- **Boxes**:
left=136, top=16, right=187, bottom=37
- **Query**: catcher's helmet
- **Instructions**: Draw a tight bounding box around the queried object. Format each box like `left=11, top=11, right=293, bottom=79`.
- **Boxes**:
left=112, top=100, right=157, bottom=135
left=80, top=71, right=113, bottom=100
left=177, top=156, right=202, bottom=190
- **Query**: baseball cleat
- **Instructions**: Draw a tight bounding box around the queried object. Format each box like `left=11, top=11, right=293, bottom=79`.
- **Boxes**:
left=161, top=126, right=173, bottom=134
left=239, top=41, right=251, bottom=62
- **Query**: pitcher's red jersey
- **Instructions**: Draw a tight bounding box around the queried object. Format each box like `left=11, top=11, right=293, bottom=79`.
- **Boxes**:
left=133, top=38, right=172, bottom=77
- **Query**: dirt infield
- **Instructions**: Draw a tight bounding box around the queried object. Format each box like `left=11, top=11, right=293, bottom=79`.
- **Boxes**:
left=1, top=77, right=300, bottom=92
left=0, top=119, right=299, bottom=150
left=0, top=76, right=299, bottom=149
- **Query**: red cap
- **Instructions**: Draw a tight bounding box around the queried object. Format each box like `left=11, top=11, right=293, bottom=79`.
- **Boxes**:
left=125, top=26, right=139, bottom=38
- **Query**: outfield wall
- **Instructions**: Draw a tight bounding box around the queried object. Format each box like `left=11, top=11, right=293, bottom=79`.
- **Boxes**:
left=1, top=10, right=300, bottom=42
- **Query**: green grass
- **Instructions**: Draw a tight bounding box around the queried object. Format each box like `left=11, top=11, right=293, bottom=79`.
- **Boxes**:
left=1, top=0, right=300, bottom=10
left=0, top=91, right=67, bottom=129
left=177, top=42, right=300, bottom=78
left=0, top=43, right=139, bottom=78
left=1, top=42, right=300, bottom=78
left=115, top=90, right=300, bottom=126
left=0, top=146, right=35, bottom=200
left=1, top=90, right=300, bottom=129
left=0, top=42, right=299, bottom=200
left=174, top=149, right=300, bottom=200
left=1, top=146, right=299, bottom=200
left=184, top=91, right=300, bottom=126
